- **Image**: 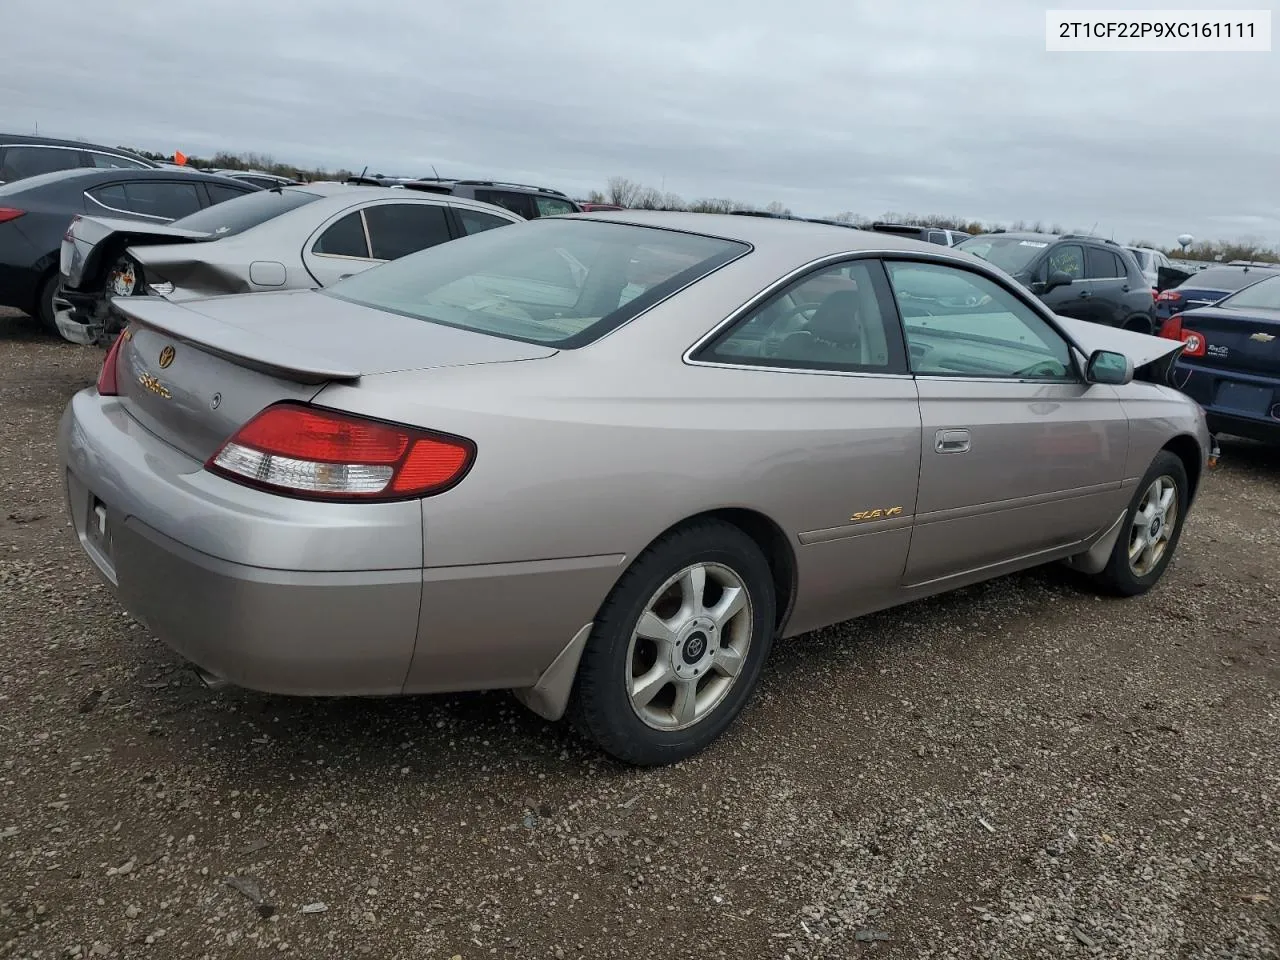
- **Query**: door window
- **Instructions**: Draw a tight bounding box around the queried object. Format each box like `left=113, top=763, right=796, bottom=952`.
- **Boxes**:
left=885, top=261, right=1075, bottom=380
left=1045, top=243, right=1085, bottom=280
left=457, top=208, right=514, bottom=236
left=312, top=211, right=370, bottom=258
left=700, top=260, right=905, bottom=373
left=121, top=180, right=203, bottom=219
left=363, top=203, right=453, bottom=260
left=1, top=146, right=81, bottom=179
left=1085, top=247, right=1125, bottom=279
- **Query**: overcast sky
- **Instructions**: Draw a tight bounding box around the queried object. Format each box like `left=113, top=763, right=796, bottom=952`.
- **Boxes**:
left=3, top=0, right=1276, bottom=245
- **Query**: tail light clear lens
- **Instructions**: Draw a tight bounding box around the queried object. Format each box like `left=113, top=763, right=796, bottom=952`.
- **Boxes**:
left=0, top=207, right=25, bottom=224
left=1158, top=314, right=1206, bottom=357
left=96, top=330, right=127, bottom=396
left=206, top=403, right=475, bottom=501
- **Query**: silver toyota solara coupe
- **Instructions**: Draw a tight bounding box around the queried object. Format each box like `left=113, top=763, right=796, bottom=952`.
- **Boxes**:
left=58, top=211, right=1210, bottom=766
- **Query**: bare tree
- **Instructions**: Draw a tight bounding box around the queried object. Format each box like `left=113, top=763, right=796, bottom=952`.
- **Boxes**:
left=607, top=177, right=646, bottom=208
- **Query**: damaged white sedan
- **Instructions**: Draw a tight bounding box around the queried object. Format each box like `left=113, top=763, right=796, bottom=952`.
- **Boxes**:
left=53, top=182, right=522, bottom=345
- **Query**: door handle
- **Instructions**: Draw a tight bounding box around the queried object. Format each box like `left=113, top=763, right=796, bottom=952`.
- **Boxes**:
left=934, top=428, right=971, bottom=454
left=1078, top=290, right=1092, bottom=298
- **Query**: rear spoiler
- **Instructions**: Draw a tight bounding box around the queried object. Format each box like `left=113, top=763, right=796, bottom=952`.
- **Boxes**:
left=111, top=296, right=361, bottom=383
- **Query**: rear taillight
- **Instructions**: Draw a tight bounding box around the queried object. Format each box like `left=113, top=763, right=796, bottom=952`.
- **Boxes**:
left=0, top=207, right=25, bottom=224
left=206, top=403, right=475, bottom=501
left=96, top=330, right=127, bottom=396
left=1155, top=290, right=1182, bottom=303
left=1158, top=314, right=1206, bottom=357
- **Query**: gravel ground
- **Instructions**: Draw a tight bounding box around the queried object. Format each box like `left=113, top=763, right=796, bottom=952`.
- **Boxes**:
left=2, top=307, right=1277, bottom=960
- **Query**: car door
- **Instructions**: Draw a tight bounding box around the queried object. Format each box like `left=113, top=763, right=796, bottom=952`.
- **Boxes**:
left=1031, top=243, right=1087, bottom=319
left=882, top=258, right=1128, bottom=588
left=691, top=257, right=921, bottom=634
left=1083, top=246, right=1130, bottom=326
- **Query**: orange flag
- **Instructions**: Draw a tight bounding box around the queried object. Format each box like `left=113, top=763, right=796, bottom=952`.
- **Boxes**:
left=174, top=150, right=188, bottom=166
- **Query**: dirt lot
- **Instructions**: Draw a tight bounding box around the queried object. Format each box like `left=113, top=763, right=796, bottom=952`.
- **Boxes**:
left=1, top=308, right=1277, bottom=960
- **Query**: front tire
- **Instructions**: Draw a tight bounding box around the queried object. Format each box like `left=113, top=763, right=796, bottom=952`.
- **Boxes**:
left=1092, top=451, right=1189, bottom=596
left=571, top=519, right=776, bottom=766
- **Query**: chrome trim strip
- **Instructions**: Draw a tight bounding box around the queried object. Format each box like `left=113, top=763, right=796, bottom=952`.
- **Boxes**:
left=913, top=480, right=1122, bottom=526
left=83, top=192, right=170, bottom=222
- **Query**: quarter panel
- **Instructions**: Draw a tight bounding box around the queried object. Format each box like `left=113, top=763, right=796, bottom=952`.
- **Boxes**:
left=319, top=356, right=923, bottom=636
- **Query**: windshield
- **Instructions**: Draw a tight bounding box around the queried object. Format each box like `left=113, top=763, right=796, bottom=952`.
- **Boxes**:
left=1126, top=248, right=1152, bottom=269
left=324, top=219, right=750, bottom=348
left=1220, top=274, right=1280, bottom=311
left=954, top=235, right=1048, bottom=274
left=171, top=187, right=321, bottom=237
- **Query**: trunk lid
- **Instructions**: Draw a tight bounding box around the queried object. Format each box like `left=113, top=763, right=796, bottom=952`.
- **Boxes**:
left=1179, top=305, right=1280, bottom=376
left=61, top=214, right=212, bottom=290
left=111, top=289, right=557, bottom=461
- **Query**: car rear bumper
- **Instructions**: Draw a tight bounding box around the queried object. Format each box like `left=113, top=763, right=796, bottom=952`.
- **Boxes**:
left=1175, top=362, right=1280, bottom=445
left=59, top=387, right=426, bottom=695
left=58, top=388, right=621, bottom=698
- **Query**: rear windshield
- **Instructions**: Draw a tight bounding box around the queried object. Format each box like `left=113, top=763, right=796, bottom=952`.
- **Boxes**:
left=323, top=219, right=750, bottom=348
left=1219, top=274, right=1280, bottom=310
left=954, top=235, right=1049, bottom=274
left=171, top=187, right=321, bottom=237
left=1178, top=267, right=1280, bottom=293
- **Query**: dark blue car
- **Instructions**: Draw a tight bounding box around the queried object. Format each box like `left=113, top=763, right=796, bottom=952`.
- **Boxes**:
left=1154, top=264, right=1279, bottom=322
left=1159, top=271, right=1280, bottom=444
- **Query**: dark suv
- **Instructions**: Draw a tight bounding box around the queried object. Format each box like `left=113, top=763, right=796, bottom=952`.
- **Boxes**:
left=349, top=176, right=581, bottom=219
left=956, top=232, right=1157, bottom=333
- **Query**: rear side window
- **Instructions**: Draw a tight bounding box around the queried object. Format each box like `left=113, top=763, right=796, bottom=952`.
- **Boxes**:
left=88, top=152, right=148, bottom=170
left=313, top=211, right=370, bottom=258
left=1085, top=247, right=1124, bottom=279
left=174, top=186, right=319, bottom=236
left=1, top=146, right=81, bottom=180
left=473, top=189, right=535, bottom=219
left=533, top=196, right=577, bottom=217
left=457, top=208, right=513, bottom=236
left=363, top=203, right=453, bottom=260
left=205, top=182, right=251, bottom=205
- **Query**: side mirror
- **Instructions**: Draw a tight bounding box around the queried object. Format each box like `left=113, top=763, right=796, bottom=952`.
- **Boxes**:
left=1085, top=349, right=1133, bottom=386
left=1043, top=270, right=1074, bottom=293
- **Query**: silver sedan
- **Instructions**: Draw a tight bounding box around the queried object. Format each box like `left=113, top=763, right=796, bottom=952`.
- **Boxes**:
left=53, top=182, right=522, bottom=344
left=58, top=212, right=1210, bottom=766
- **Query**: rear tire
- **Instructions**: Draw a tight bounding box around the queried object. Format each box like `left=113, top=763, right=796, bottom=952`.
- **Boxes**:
left=35, top=271, right=59, bottom=335
left=571, top=519, right=775, bottom=766
left=1091, top=451, right=1189, bottom=597
left=1123, top=314, right=1153, bottom=335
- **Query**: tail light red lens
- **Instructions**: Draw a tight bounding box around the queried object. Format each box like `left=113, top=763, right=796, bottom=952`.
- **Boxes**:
left=1155, top=290, right=1182, bottom=303
left=0, top=207, right=25, bottom=224
left=206, top=403, right=475, bottom=500
left=96, top=330, right=127, bottom=396
left=1158, top=314, right=1206, bottom=357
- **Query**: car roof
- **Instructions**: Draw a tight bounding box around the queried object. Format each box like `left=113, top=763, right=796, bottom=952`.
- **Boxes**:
left=569, top=209, right=992, bottom=262
left=0, top=165, right=256, bottom=196
left=0, top=133, right=152, bottom=159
